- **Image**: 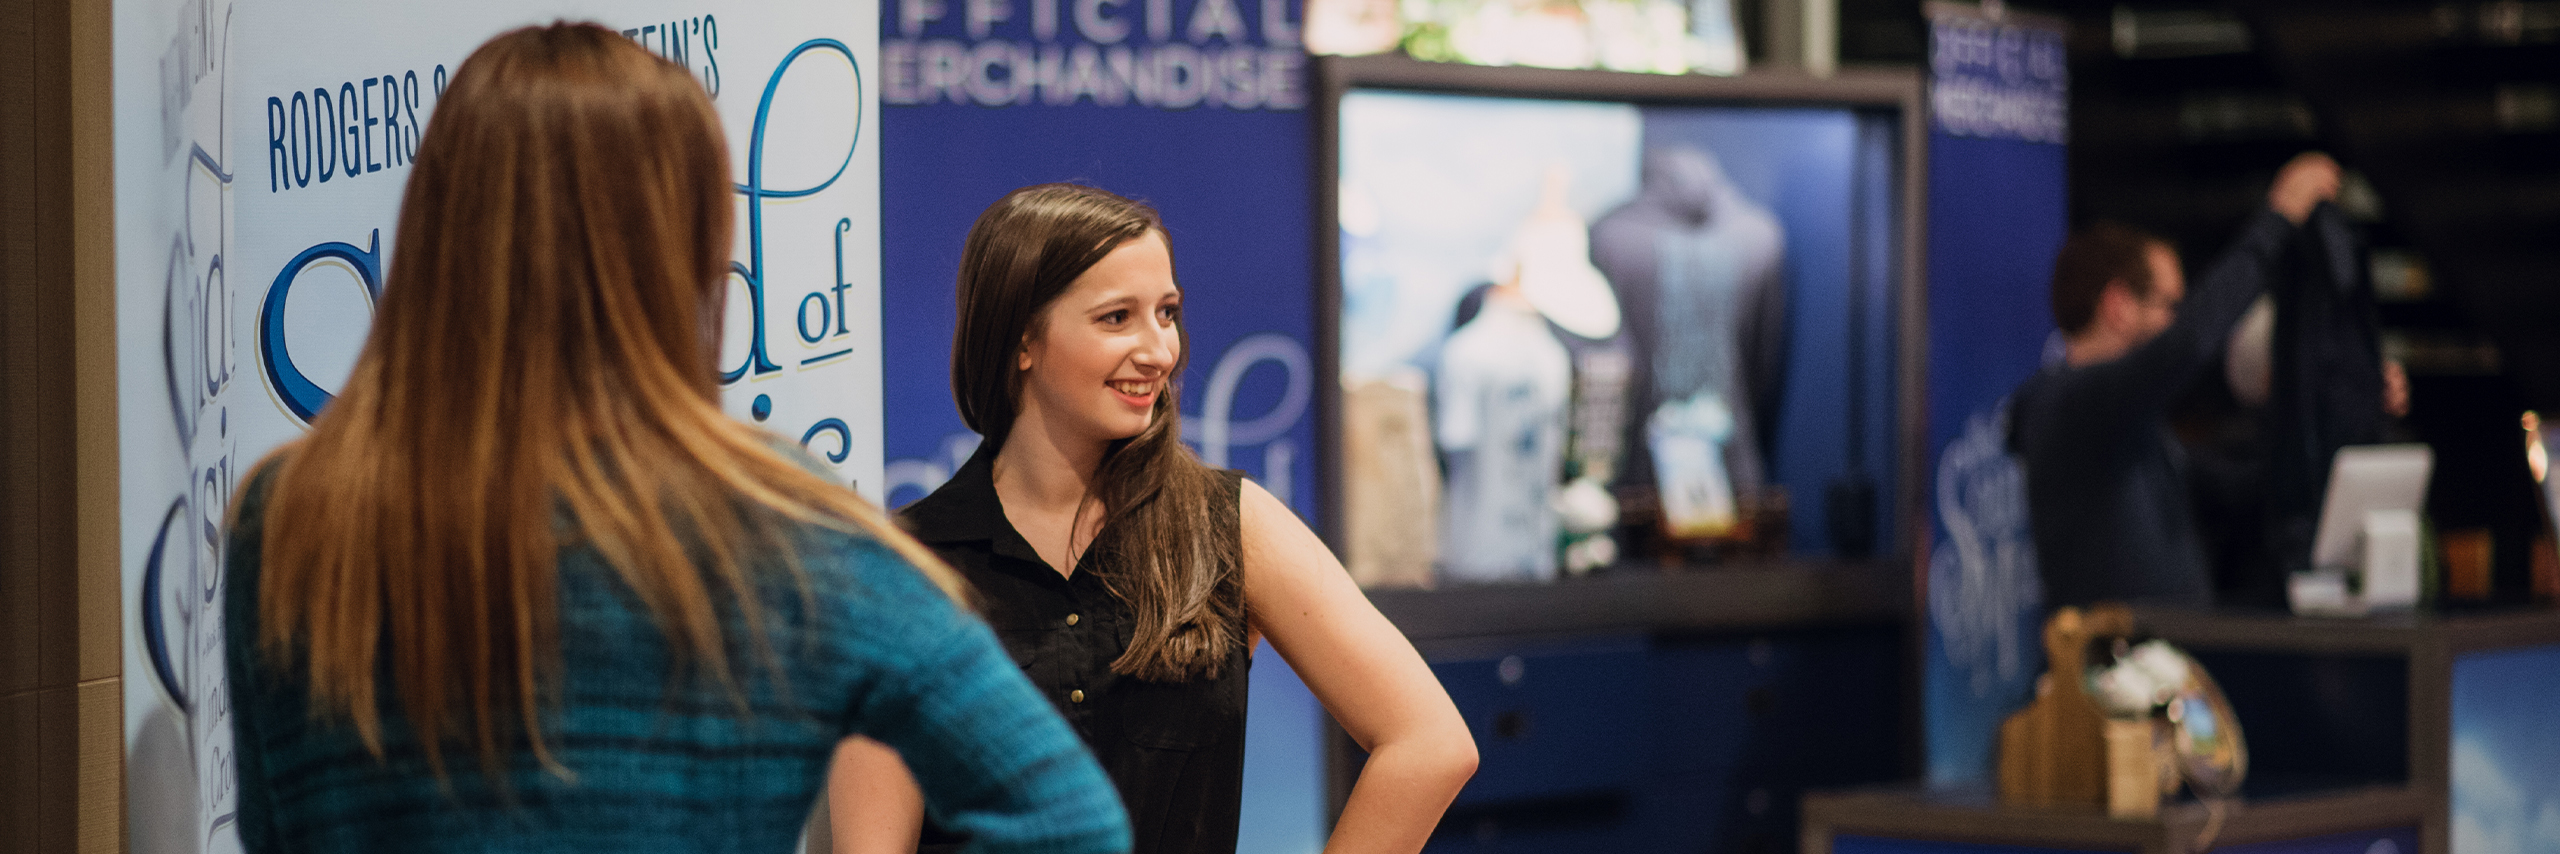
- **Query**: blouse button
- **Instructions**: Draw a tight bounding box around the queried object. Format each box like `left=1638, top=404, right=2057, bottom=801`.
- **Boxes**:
left=1065, top=613, right=1081, bottom=626
left=1069, top=689, right=1086, bottom=703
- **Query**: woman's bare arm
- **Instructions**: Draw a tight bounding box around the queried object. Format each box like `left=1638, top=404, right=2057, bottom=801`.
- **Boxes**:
left=1240, top=480, right=1477, bottom=854
left=827, top=737, right=926, bottom=854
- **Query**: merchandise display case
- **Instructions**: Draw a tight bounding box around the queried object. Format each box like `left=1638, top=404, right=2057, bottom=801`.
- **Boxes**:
left=1314, top=53, right=1927, bottom=587
left=1310, top=53, right=1930, bottom=851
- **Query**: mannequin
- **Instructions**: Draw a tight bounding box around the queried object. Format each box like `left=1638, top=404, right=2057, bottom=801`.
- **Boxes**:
left=1589, top=146, right=1787, bottom=517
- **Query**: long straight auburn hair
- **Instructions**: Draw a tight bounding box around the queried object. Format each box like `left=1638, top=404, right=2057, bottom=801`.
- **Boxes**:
left=249, top=22, right=959, bottom=780
left=951, top=184, right=1244, bottom=682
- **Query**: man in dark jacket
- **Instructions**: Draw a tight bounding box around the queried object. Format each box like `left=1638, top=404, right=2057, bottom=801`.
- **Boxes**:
left=2009, top=153, right=2340, bottom=608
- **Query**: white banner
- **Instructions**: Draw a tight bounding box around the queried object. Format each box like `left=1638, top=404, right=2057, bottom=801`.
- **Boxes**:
left=114, top=2, right=884, bottom=851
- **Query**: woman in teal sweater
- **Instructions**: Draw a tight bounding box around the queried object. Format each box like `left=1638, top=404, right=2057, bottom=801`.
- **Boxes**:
left=223, top=23, right=1124, bottom=853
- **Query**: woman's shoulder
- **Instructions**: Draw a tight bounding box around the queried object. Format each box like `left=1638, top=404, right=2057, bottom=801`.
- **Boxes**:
left=1231, top=474, right=1325, bottom=569
left=774, top=522, right=985, bottom=657
left=892, top=483, right=981, bottom=544
left=1227, top=470, right=1269, bottom=518
left=221, top=442, right=315, bottom=604
left=891, top=449, right=1005, bottom=547
left=228, top=442, right=309, bottom=533
left=788, top=521, right=945, bottom=596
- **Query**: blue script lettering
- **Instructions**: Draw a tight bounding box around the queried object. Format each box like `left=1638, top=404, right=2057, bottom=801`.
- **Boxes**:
left=723, top=39, right=864, bottom=382
left=258, top=230, right=381, bottom=422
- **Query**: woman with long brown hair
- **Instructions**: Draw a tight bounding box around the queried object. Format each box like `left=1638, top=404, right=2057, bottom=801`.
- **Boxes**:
left=830, top=184, right=1476, bottom=854
left=224, top=24, right=1127, bottom=853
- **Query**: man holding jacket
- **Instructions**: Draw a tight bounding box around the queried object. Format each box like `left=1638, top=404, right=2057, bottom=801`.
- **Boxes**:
left=2010, top=153, right=2342, bottom=608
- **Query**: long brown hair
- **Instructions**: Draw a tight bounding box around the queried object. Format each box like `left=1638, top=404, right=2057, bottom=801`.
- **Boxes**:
left=248, top=22, right=961, bottom=780
left=951, top=184, right=1244, bottom=682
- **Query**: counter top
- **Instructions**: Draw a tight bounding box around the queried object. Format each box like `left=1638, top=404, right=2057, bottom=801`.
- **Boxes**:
left=1803, top=784, right=2429, bottom=854
left=2130, top=605, right=2560, bottom=655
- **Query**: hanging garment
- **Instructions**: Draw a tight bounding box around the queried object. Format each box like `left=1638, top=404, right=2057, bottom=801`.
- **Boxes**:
left=2265, top=202, right=2387, bottom=576
left=1436, top=295, right=1573, bottom=583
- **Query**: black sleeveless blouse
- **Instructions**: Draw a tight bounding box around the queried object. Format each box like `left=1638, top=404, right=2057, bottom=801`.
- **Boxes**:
left=898, top=447, right=1250, bottom=854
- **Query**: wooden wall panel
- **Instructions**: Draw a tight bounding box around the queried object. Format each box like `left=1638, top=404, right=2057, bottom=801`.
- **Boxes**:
left=3, top=0, right=125, bottom=850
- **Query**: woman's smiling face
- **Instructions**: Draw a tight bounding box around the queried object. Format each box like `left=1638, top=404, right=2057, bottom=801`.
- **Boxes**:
left=1018, top=230, right=1183, bottom=446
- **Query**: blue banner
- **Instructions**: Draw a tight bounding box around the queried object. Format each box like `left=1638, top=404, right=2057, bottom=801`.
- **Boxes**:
left=1920, top=2, right=2071, bottom=789
left=876, top=102, right=1318, bottom=512
left=874, top=0, right=1325, bottom=849
left=875, top=0, right=1316, bottom=511
left=1927, top=6, right=2067, bottom=145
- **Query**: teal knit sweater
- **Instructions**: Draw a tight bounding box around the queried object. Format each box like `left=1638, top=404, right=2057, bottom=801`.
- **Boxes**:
left=224, top=471, right=1130, bottom=854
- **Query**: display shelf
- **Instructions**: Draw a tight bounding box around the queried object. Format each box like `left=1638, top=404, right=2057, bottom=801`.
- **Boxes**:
left=1366, top=562, right=1907, bottom=644
left=1802, top=784, right=2428, bottom=854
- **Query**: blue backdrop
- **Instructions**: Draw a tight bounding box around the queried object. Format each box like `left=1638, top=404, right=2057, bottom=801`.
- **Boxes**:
left=877, top=106, right=1319, bottom=512
left=874, top=0, right=1328, bottom=849
left=1920, top=131, right=2069, bottom=787
left=1919, top=6, right=2073, bottom=788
